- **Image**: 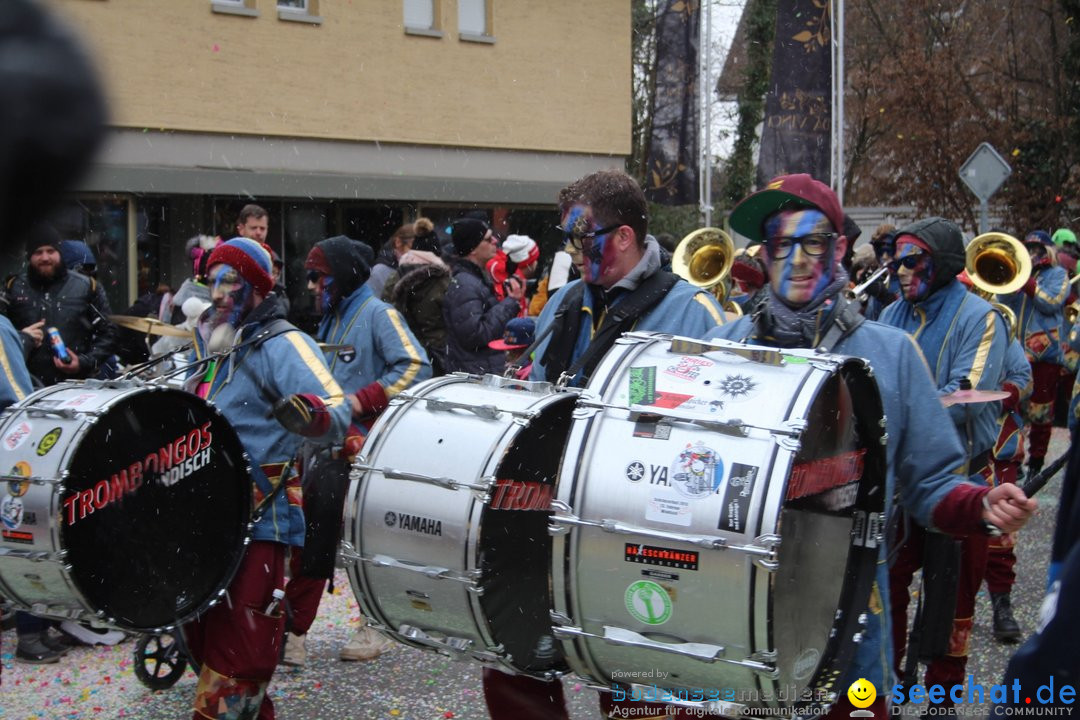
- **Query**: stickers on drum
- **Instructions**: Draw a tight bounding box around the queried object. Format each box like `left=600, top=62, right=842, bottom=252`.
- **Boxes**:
left=552, top=333, right=887, bottom=715
left=0, top=382, right=251, bottom=631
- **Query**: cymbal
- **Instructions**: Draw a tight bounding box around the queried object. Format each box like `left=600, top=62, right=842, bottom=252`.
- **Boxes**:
left=941, top=389, right=1011, bottom=407
left=110, top=315, right=192, bottom=338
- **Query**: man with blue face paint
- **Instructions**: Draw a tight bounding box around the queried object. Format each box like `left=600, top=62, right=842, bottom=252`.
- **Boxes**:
left=486, top=170, right=724, bottom=720
left=704, top=175, right=1035, bottom=720
left=879, top=218, right=1013, bottom=704
left=529, top=169, right=725, bottom=387
left=186, top=237, right=351, bottom=720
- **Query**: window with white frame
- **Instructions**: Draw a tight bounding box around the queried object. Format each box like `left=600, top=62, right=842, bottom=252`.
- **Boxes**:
left=404, top=0, right=442, bottom=37
left=211, top=0, right=258, bottom=17
left=458, top=0, right=492, bottom=41
left=278, top=0, right=321, bottom=24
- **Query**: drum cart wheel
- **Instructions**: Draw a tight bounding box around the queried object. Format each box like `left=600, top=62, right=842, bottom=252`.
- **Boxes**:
left=133, top=631, right=198, bottom=690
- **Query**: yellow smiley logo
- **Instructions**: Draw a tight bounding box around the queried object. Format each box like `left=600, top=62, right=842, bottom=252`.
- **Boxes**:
left=847, top=678, right=876, bottom=709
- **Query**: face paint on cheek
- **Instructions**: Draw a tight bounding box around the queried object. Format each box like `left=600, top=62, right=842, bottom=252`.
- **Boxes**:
left=226, top=284, right=254, bottom=326
left=317, top=275, right=335, bottom=313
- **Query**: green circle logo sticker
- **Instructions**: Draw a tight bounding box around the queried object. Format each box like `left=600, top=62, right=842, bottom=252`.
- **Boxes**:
left=624, top=580, right=672, bottom=625
left=36, top=427, right=62, bottom=456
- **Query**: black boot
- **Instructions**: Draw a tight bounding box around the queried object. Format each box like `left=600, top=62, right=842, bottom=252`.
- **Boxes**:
left=991, top=591, right=1022, bottom=643
left=16, top=632, right=65, bottom=664
left=1028, top=457, right=1044, bottom=479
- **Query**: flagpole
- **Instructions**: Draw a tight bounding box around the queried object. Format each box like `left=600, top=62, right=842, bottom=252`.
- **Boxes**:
left=834, top=0, right=845, bottom=205
left=700, top=0, right=713, bottom=227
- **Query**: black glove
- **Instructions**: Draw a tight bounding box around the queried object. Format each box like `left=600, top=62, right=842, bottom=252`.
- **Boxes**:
left=270, top=394, right=314, bottom=435
left=867, top=276, right=896, bottom=305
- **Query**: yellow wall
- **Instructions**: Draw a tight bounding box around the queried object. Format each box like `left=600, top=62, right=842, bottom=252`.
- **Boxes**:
left=48, top=0, right=631, bottom=155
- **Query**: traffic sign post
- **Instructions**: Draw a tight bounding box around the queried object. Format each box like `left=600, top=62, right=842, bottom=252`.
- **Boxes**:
left=959, top=143, right=1012, bottom=234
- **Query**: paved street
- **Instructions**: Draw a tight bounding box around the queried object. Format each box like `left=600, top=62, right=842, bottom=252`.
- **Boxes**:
left=0, top=428, right=1070, bottom=719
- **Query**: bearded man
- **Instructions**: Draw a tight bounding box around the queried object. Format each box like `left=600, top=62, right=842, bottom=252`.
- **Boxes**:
left=185, top=237, right=350, bottom=720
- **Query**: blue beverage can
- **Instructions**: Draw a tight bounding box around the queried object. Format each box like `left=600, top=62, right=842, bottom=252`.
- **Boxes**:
left=47, top=326, right=71, bottom=363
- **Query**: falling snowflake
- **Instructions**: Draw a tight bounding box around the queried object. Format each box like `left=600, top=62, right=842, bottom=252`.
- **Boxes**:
left=717, top=373, right=757, bottom=399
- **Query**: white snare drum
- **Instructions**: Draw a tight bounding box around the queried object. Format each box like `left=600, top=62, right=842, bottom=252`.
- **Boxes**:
left=0, top=380, right=251, bottom=632
left=550, top=333, right=886, bottom=713
left=344, top=374, right=578, bottom=678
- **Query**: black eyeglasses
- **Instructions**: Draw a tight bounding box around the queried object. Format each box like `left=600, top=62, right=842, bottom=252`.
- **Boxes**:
left=555, top=223, right=622, bottom=250
left=765, top=233, right=835, bottom=259
left=887, top=254, right=925, bottom=272
left=306, top=270, right=324, bottom=283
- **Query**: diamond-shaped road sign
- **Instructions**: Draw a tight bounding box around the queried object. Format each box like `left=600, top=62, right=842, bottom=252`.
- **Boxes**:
left=959, top=142, right=1012, bottom=202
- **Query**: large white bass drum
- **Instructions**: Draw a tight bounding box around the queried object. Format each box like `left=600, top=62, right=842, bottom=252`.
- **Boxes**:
left=549, top=333, right=886, bottom=715
left=344, top=374, right=578, bottom=678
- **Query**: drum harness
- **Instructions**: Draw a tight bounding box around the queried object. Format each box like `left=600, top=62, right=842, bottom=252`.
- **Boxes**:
left=510, top=271, right=680, bottom=386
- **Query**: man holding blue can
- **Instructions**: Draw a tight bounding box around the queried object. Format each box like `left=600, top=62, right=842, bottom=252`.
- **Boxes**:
left=3, top=223, right=117, bottom=387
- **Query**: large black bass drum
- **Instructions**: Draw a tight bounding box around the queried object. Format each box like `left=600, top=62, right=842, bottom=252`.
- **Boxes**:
left=549, top=333, right=887, bottom=715
left=344, top=374, right=577, bottom=678
left=0, top=380, right=251, bottom=632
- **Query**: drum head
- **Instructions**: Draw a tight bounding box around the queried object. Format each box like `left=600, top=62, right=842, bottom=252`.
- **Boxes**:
left=478, top=393, right=576, bottom=673
left=60, top=388, right=250, bottom=630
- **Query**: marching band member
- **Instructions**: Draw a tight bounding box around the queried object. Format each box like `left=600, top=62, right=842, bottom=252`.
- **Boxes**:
left=488, top=169, right=724, bottom=720
left=184, top=238, right=350, bottom=720
left=878, top=218, right=1009, bottom=700
left=705, top=175, right=1035, bottom=719
left=284, top=236, right=430, bottom=666
left=995, top=231, right=1069, bottom=479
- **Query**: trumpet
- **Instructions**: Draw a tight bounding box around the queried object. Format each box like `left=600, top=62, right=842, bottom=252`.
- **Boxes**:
left=965, top=232, right=1032, bottom=297
left=845, top=266, right=889, bottom=303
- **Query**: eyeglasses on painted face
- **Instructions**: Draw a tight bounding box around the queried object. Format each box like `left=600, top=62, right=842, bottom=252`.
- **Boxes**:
left=306, top=270, right=325, bottom=284
left=765, top=233, right=835, bottom=259
left=887, top=254, right=926, bottom=273
left=555, top=223, right=621, bottom=251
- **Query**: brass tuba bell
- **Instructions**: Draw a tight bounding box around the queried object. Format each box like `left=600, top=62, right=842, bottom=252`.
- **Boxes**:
left=672, top=227, right=735, bottom=298
left=965, top=232, right=1032, bottom=297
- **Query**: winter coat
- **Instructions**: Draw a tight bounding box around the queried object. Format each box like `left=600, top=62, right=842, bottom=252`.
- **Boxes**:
left=387, top=251, right=451, bottom=375
left=443, top=259, right=520, bottom=375
left=315, top=282, right=431, bottom=434
left=997, top=265, right=1070, bottom=365
left=191, top=296, right=350, bottom=546
left=880, top=279, right=1008, bottom=459
left=5, top=265, right=117, bottom=386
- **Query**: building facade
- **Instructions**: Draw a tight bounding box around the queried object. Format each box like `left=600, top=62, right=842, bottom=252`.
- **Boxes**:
left=36, top=0, right=631, bottom=322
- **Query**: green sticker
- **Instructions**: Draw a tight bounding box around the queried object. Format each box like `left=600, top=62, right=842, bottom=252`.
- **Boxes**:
left=36, top=427, right=62, bottom=456
left=624, top=580, right=672, bottom=625
left=628, top=366, right=657, bottom=405
left=782, top=355, right=809, bottom=364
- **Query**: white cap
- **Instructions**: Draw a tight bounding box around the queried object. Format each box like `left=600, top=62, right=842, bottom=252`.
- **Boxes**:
left=502, top=234, right=538, bottom=264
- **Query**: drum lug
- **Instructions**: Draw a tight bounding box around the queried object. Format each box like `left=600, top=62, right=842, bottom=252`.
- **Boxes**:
left=338, top=541, right=362, bottom=565
left=549, top=609, right=572, bottom=626
left=775, top=435, right=802, bottom=453
left=750, top=534, right=781, bottom=571
left=747, top=648, right=777, bottom=663
left=572, top=404, right=600, bottom=420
